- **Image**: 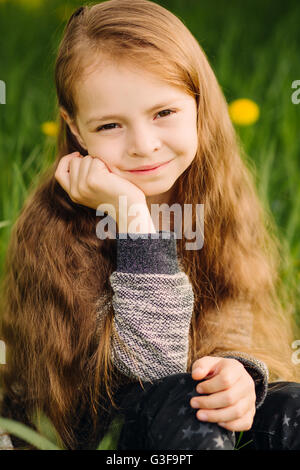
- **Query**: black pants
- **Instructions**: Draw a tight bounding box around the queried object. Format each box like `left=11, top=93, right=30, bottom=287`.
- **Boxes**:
left=114, top=373, right=300, bottom=450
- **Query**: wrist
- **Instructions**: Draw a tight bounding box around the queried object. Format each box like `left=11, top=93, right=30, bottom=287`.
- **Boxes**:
left=117, top=202, right=156, bottom=234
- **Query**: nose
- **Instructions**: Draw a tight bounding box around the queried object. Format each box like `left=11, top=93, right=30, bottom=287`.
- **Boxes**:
left=127, top=123, right=161, bottom=157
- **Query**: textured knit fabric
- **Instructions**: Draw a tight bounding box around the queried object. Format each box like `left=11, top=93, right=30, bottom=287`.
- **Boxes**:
left=110, top=231, right=194, bottom=381
left=109, top=230, right=269, bottom=409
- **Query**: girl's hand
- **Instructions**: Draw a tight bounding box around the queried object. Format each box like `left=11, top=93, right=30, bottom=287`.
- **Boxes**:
left=190, top=356, right=256, bottom=431
left=54, top=152, right=147, bottom=214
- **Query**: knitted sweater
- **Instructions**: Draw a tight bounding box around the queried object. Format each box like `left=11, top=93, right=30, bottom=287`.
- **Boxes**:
left=109, top=230, right=269, bottom=408
left=0, top=230, right=269, bottom=450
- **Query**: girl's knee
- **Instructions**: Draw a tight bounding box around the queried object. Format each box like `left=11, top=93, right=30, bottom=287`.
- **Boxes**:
left=266, top=381, right=300, bottom=407
left=148, top=372, right=198, bottom=400
left=117, top=372, right=237, bottom=450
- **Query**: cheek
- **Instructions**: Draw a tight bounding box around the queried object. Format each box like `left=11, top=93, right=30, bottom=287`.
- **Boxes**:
left=172, top=121, right=197, bottom=148
left=86, top=142, right=120, bottom=169
left=174, top=132, right=198, bottom=163
left=185, top=126, right=198, bottom=162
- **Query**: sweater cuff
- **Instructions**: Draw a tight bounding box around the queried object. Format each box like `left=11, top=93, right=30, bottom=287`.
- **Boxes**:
left=219, top=351, right=269, bottom=409
left=115, top=230, right=179, bottom=274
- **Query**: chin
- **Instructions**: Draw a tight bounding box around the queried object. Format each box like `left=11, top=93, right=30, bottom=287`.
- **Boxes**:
left=144, top=188, right=169, bottom=197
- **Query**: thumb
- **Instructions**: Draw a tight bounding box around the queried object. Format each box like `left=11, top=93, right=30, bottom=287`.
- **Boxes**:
left=191, top=356, right=220, bottom=380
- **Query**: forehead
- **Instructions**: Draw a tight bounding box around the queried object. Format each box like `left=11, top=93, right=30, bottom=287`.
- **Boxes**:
left=73, top=58, right=190, bottom=114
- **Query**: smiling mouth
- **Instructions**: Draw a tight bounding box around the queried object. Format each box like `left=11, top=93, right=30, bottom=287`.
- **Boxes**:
left=127, top=160, right=172, bottom=174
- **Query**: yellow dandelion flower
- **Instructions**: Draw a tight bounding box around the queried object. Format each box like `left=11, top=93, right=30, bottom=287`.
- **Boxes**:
left=228, top=98, right=260, bottom=126
left=41, top=121, right=58, bottom=137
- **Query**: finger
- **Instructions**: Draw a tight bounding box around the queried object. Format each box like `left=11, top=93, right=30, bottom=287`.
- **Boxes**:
left=88, top=156, right=112, bottom=175
left=84, top=157, right=113, bottom=193
left=77, top=155, right=94, bottom=195
left=195, top=397, right=251, bottom=424
left=190, top=377, right=245, bottom=410
left=54, top=152, right=80, bottom=191
left=194, top=360, right=243, bottom=394
left=218, top=408, right=256, bottom=432
left=191, top=356, right=221, bottom=381
left=69, top=155, right=84, bottom=199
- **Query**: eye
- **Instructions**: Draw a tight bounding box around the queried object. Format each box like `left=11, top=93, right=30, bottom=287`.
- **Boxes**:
left=156, top=109, right=176, bottom=119
left=95, top=109, right=176, bottom=132
left=96, top=123, right=119, bottom=132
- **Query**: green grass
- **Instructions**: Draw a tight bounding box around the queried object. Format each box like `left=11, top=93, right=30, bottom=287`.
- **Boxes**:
left=0, top=412, right=124, bottom=450
left=0, top=0, right=299, bottom=450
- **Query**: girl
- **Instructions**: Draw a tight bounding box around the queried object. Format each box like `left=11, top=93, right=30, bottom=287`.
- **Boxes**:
left=1, top=0, right=300, bottom=451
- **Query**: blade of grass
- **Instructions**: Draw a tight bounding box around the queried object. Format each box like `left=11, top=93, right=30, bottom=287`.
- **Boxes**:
left=0, top=416, right=62, bottom=450
left=97, top=415, right=124, bottom=450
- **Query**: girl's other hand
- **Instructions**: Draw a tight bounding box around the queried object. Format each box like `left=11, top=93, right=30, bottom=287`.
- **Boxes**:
left=190, top=356, right=256, bottom=431
left=54, top=152, right=147, bottom=214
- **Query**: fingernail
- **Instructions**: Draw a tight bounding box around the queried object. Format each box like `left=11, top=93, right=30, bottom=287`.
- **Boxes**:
left=196, top=385, right=203, bottom=394
left=197, top=412, right=208, bottom=421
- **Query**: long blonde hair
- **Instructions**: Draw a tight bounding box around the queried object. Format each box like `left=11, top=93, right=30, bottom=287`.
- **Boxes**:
left=1, top=0, right=299, bottom=450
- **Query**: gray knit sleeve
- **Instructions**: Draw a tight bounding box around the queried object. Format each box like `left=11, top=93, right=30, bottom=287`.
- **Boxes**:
left=109, top=231, right=194, bottom=382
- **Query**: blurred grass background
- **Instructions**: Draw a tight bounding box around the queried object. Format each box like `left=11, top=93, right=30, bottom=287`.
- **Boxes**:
left=0, top=0, right=300, bottom=449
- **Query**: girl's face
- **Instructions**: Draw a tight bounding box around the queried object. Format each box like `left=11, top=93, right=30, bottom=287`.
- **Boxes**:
left=60, top=61, right=198, bottom=206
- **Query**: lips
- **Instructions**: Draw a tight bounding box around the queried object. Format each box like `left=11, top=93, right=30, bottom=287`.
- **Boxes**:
left=128, top=160, right=171, bottom=171
left=129, top=162, right=167, bottom=171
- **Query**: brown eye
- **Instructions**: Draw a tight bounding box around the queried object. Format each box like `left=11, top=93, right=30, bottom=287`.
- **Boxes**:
left=95, top=109, right=176, bottom=132
left=96, top=123, right=120, bottom=132
left=156, top=109, right=176, bottom=118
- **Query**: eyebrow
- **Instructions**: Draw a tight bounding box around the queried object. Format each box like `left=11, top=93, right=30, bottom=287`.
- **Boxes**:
left=85, top=100, right=180, bottom=126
